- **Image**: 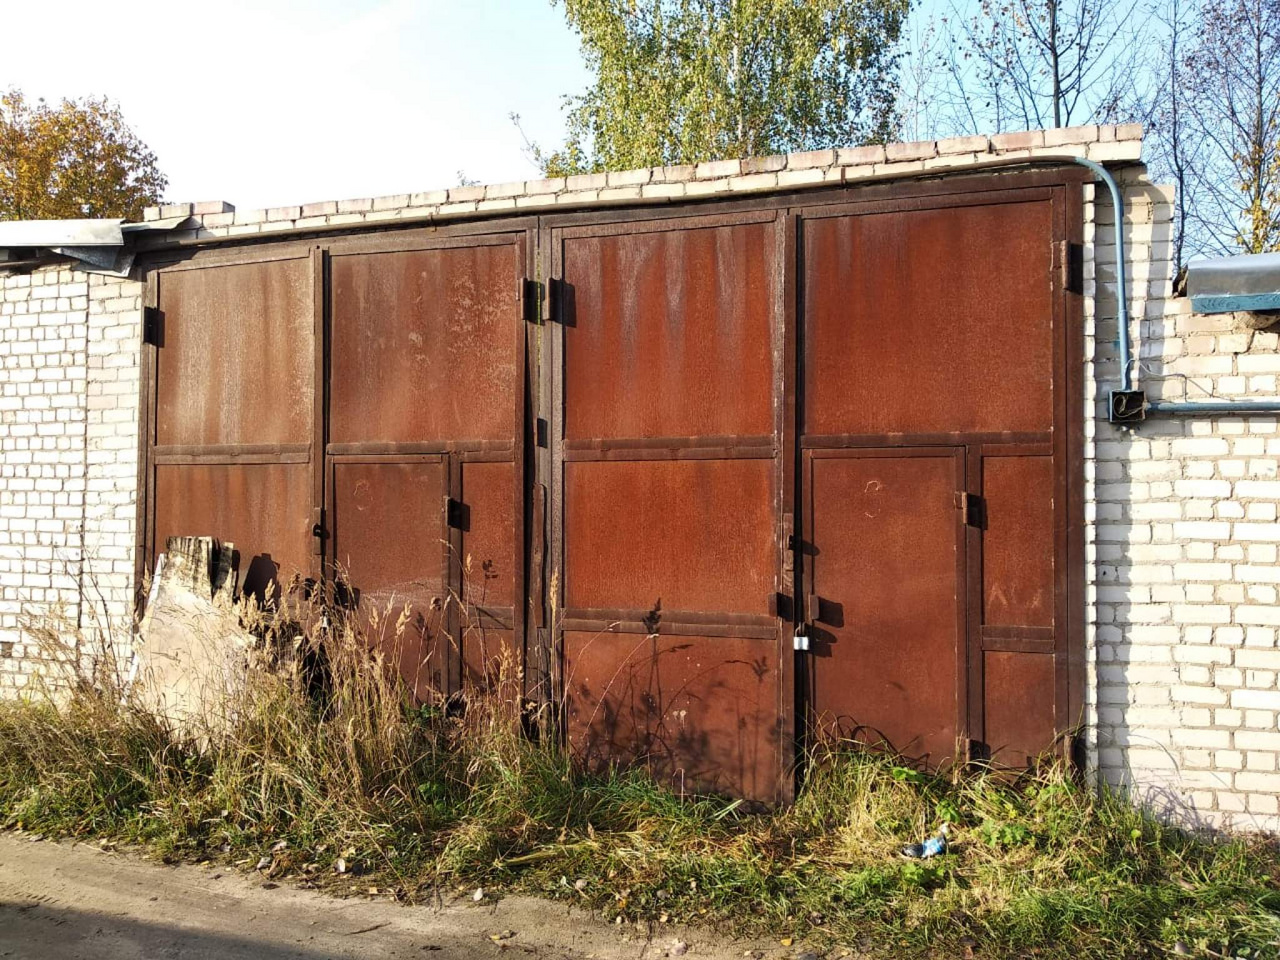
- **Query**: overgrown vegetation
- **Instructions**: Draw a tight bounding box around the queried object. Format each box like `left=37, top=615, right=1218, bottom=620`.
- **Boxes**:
left=1, top=596, right=1278, bottom=959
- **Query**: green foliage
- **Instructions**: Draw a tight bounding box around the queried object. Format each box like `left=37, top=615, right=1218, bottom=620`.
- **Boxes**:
left=0, top=89, right=166, bottom=221
left=2, top=611, right=1280, bottom=959
left=535, top=0, right=910, bottom=175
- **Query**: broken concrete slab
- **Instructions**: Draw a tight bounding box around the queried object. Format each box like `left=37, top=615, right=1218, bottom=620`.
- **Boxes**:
left=133, top=536, right=254, bottom=733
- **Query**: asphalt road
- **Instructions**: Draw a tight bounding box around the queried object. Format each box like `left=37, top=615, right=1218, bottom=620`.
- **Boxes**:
left=0, top=831, right=774, bottom=960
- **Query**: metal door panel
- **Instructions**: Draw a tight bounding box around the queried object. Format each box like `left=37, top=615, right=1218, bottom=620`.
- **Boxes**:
left=983, top=650, right=1056, bottom=767
left=564, top=631, right=780, bottom=801
left=983, top=456, right=1054, bottom=628
left=563, top=458, right=775, bottom=618
left=329, top=457, right=448, bottom=700
left=805, top=449, right=964, bottom=765
left=152, top=462, right=313, bottom=603
left=328, top=245, right=519, bottom=445
left=324, top=233, right=528, bottom=701
left=553, top=213, right=789, bottom=803
left=155, top=258, right=313, bottom=447
left=462, top=626, right=517, bottom=692
left=802, top=200, right=1054, bottom=437
left=561, top=222, right=775, bottom=441
left=459, top=460, right=515, bottom=611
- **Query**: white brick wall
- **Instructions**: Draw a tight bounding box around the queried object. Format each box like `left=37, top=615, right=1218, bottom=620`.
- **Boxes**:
left=1083, top=168, right=1280, bottom=832
left=0, top=267, right=141, bottom=691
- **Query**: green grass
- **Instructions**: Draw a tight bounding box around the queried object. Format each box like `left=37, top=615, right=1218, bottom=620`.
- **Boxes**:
left=1, top=604, right=1278, bottom=959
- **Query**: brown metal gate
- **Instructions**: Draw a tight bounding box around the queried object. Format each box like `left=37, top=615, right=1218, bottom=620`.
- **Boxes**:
left=796, top=181, right=1083, bottom=768
left=547, top=212, right=791, bottom=802
left=140, top=170, right=1084, bottom=801
left=147, top=251, right=320, bottom=606
left=144, top=226, right=532, bottom=702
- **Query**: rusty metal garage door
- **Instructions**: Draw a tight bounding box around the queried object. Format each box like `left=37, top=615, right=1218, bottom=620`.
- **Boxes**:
left=548, top=211, right=792, bottom=804
left=797, top=179, right=1083, bottom=768
left=146, top=249, right=320, bottom=604
left=144, top=226, right=530, bottom=703
left=141, top=169, right=1084, bottom=799
left=325, top=231, right=527, bottom=699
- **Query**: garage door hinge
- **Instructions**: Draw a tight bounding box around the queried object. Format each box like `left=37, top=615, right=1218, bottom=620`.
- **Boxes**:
left=521, top=278, right=543, bottom=324
left=955, top=492, right=987, bottom=528
left=143, top=306, right=163, bottom=346
left=445, top=497, right=469, bottom=530
left=1057, top=240, right=1084, bottom=294
left=547, top=278, right=565, bottom=323
left=311, top=507, right=325, bottom=554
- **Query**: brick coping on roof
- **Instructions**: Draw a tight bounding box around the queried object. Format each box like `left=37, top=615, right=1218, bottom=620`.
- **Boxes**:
left=142, top=124, right=1144, bottom=243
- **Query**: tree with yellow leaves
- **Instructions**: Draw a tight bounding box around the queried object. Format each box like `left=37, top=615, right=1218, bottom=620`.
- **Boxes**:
left=0, top=90, right=166, bottom=222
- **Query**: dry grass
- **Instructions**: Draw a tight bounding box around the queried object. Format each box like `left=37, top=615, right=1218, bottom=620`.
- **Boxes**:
left=1, top=590, right=1279, bottom=959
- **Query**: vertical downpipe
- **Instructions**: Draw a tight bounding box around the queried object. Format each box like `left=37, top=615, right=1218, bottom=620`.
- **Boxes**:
left=1069, top=157, right=1132, bottom=394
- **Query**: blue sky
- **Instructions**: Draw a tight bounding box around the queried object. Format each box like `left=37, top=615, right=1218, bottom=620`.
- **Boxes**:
left=1, top=0, right=592, bottom=211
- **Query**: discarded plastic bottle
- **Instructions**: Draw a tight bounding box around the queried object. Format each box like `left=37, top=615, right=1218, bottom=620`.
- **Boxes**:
left=901, top=823, right=949, bottom=859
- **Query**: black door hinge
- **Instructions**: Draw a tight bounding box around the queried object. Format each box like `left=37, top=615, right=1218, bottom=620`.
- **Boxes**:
left=547, top=277, right=565, bottom=324
left=143, top=306, right=164, bottom=346
left=1058, top=240, right=1084, bottom=295
left=521, top=278, right=543, bottom=324
left=446, top=497, right=470, bottom=531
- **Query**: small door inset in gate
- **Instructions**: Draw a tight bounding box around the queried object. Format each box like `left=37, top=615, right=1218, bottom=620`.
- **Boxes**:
left=328, top=456, right=449, bottom=701
left=803, top=448, right=965, bottom=766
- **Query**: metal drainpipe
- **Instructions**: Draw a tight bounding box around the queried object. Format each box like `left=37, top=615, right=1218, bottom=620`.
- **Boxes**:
left=1061, top=158, right=1280, bottom=417
left=1066, top=156, right=1133, bottom=394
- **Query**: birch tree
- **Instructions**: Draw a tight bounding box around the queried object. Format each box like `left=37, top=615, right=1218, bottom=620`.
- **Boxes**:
left=534, top=0, right=911, bottom=175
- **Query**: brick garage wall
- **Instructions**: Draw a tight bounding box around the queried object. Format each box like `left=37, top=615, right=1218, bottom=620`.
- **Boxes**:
left=0, top=266, right=142, bottom=692
left=1084, top=168, right=1280, bottom=832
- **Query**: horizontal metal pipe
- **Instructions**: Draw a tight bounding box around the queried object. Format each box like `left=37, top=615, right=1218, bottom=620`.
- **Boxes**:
left=1147, top=399, right=1280, bottom=414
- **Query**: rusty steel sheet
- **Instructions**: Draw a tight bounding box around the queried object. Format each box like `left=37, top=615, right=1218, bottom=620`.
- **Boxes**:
left=155, top=259, right=313, bottom=447
left=564, top=631, right=781, bottom=802
left=983, top=456, right=1054, bottom=627
left=461, top=625, right=517, bottom=694
left=982, top=651, right=1056, bottom=767
left=562, top=223, right=775, bottom=441
left=460, top=460, right=515, bottom=611
left=329, top=459, right=448, bottom=700
left=563, top=459, right=775, bottom=617
left=803, top=201, right=1053, bottom=437
left=329, top=246, right=519, bottom=445
left=152, top=463, right=313, bottom=603
left=806, top=451, right=963, bottom=765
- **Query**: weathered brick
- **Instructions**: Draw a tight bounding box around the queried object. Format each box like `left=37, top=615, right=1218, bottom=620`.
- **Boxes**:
left=695, top=159, right=741, bottom=179
left=884, top=140, right=936, bottom=162
left=836, top=144, right=886, bottom=165
left=991, top=130, right=1044, bottom=151
left=741, top=155, right=786, bottom=174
